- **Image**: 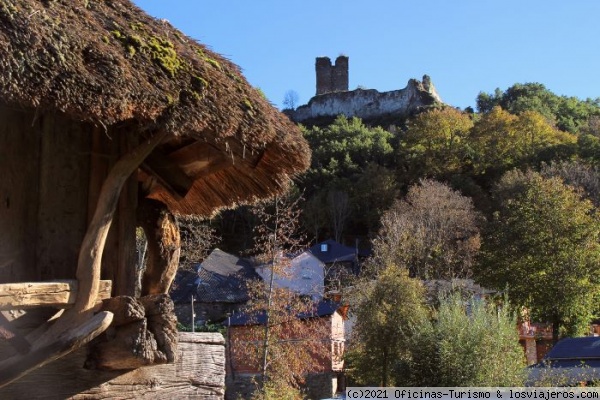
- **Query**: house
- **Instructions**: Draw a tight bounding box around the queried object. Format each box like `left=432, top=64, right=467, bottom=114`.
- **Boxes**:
left=171, top=249, right=260, bottom=324
left=0, top=0, right=309, bottom=396
left=255, top=251, right=325, bottom=301
left=224, top=299, right=347, bottom=400
left=527, top=336, right=600, bottom=385
left=309, top=239, right=363, bottom=292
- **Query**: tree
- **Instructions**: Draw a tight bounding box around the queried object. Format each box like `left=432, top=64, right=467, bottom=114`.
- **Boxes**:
left=347, top=265, right=429, bottom=387
left=327, top=189, right=350, bottom=243
left=541, top=160, right=600, bottom=207
left=476, top=170, right=600, bottom=340
left=177, top=214, right=219, bottom=270
left=399, top=107, right=474, bottom=179
left=476, top=82, right=600, bottom=134
left=406, top=294, right=526, bottom=386
left=372, top=180, right=482, bottom=280
left=231, top=194, right=329, bottom=399
left=469, top=106, right=576, bottom=176
left=282, top=90, right=300, bottom=111
left=351, top=163, right=399, bottom=235
left=301, top=115, right=394, bottom=193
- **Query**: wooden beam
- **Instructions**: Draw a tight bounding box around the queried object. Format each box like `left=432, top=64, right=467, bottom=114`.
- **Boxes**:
left=141, top=150, right=194, bottom=199
left=0, top=313, right=30, bottom=354
left=0, top=280, right=112, bottom=310
left=0, top=311, right=113, bottom=388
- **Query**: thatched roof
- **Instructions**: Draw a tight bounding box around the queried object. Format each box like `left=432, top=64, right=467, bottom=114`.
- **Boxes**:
left=0, top=0, right=310, bottom=215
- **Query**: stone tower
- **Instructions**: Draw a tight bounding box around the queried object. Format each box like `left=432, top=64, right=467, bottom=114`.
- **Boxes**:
left=315, top=55, right=349, bottom=95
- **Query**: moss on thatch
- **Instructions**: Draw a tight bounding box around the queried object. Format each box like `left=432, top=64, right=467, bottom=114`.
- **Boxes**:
left=0, top=0, right=310, bottom=216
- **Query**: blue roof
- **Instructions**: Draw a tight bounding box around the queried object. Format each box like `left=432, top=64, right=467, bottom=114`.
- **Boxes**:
left=223, top=299, right=341, bottom=327
left=545, top=337, right=600, bottom=360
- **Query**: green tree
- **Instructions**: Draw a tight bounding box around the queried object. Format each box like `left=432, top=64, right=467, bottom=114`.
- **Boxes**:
left=372, top=180, right=482, bottom=280
left=352, top=163, right=399, bottom=235
left=347, top=265, right=429, bottom=387
left=476, top=170, right=600, bottom=340
left=407, top=294, right=526, bottom=386
left=470, top=106, right=576, bottom=176
left=301, top=115, right=394, bottom=193
left=476, top=82, right=600, bottom=134
left=300, top=116, right=396, bottom=239
left=399, top=107, right=474, bottom=179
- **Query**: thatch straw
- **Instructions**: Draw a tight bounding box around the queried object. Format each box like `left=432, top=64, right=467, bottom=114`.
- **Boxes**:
left=0, top=0, right=310, bottom=215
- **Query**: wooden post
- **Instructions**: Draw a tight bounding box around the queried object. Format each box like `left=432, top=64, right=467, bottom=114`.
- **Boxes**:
left=0, top=131, right=167, bottom=389
left=116, top=131, right=139, bottom=297
left=138, top=198, right=181, bottom=296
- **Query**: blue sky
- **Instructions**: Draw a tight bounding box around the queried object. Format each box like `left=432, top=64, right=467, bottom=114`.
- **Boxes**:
left=132, top=1, right=600, bottom=111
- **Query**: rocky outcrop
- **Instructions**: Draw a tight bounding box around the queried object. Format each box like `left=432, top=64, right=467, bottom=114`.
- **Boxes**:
left=290, top=75, right=443, bottom=125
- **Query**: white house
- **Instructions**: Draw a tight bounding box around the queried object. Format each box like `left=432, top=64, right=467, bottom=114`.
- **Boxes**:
left=255, top=251, right=325, bottom=301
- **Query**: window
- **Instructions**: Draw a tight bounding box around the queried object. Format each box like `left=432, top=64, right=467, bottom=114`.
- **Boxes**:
left=320, top=243, right=328, bottom=252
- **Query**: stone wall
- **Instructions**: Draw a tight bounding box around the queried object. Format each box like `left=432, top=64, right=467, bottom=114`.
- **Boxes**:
left=316, top=56, right=349, bottom=95
left=293, top=75, right=442, bottom=124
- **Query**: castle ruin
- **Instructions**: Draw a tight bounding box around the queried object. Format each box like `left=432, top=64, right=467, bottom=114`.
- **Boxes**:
left=316, top=56, right=349, bottom=95
left=290, top=55, right=443, bottom=125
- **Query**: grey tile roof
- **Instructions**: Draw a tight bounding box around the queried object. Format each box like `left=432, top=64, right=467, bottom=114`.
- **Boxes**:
left=308, top=239, right=359, bottom=264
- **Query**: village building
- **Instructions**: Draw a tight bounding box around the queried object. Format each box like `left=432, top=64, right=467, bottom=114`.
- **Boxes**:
left=309, top=239, right=364, bottom=293
left=255, top=251, right=326, bottom=301
left=171, top=249, right=260, bottom=325
left=0, top=0, right=309, bottom=398
left=224, top=299, right=347, bottom=399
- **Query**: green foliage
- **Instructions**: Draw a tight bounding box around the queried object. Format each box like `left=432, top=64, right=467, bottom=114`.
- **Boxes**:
left=399, top=107, right=474, bottom=179
left=300, top=116, right=396, bottom=238
left=469, top=107, right=576, bottom=176
left=176, top=322, right=225, bottom=334
left=347, top=265, right=429, bottom=387
left=406, top=294, right=526, bottom=386
left=302, top=116, right=394, bottom=190
left=476, top=170, right=600, bottom=338
left=476, top=83, right=600, bottom=133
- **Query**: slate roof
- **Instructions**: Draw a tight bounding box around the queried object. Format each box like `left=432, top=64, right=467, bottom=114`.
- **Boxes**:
left=308, top=239, right=359, bottom=264
left=170, top=269, right=201, bottom=304
left=223, top=299, right=341, bottom=327
left=545, top=337, right=600, bottom=360
left=169, top=248, right=260, bottom=304
left=196, top=249, right=260, bottom=304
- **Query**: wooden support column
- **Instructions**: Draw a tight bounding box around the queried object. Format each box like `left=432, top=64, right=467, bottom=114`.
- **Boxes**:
left=116, top=132, right=139, bottom=297
left=138, top=198, right=181, bottom=296
left=0, top=131, right=167, bottom=389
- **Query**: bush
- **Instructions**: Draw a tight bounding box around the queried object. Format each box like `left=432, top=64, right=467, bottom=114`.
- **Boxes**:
left=404, top=294, right=526, bottom=386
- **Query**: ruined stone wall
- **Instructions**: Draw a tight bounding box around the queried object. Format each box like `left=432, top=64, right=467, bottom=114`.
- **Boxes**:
left=316, top=56, right=349, bottom=95
left=295, top=76, right=443, bottom=124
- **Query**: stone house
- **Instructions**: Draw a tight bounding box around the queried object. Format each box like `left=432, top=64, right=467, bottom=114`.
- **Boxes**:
left=309, top=239, right=364, bottom=293
left=171, top=249, right=260, bottom=325
left=224, top=300, right=347, bottom=399
left=255, top=251, right=326, bottom=301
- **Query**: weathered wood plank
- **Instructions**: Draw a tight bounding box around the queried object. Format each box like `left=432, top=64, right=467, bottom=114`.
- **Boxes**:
left=142, top=150, right=194, bottom=199
left=0, top=280, right=112, bottom=310
left=0, top=310, right=114, bottom=388
left=36, top=112, right=91, bottom=281
left=0, top=107, right=40, bottom=283
left=0, top=332, right=225, bottom=399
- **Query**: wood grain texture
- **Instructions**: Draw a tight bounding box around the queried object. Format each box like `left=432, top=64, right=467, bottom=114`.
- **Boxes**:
left=0, top=332, right=225, bottom=399
left=0, top=280, right=112, bottom=310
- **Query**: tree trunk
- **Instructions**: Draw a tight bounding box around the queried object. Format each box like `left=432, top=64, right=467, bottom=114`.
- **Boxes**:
left=138, top=198, right=181, bottom=296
